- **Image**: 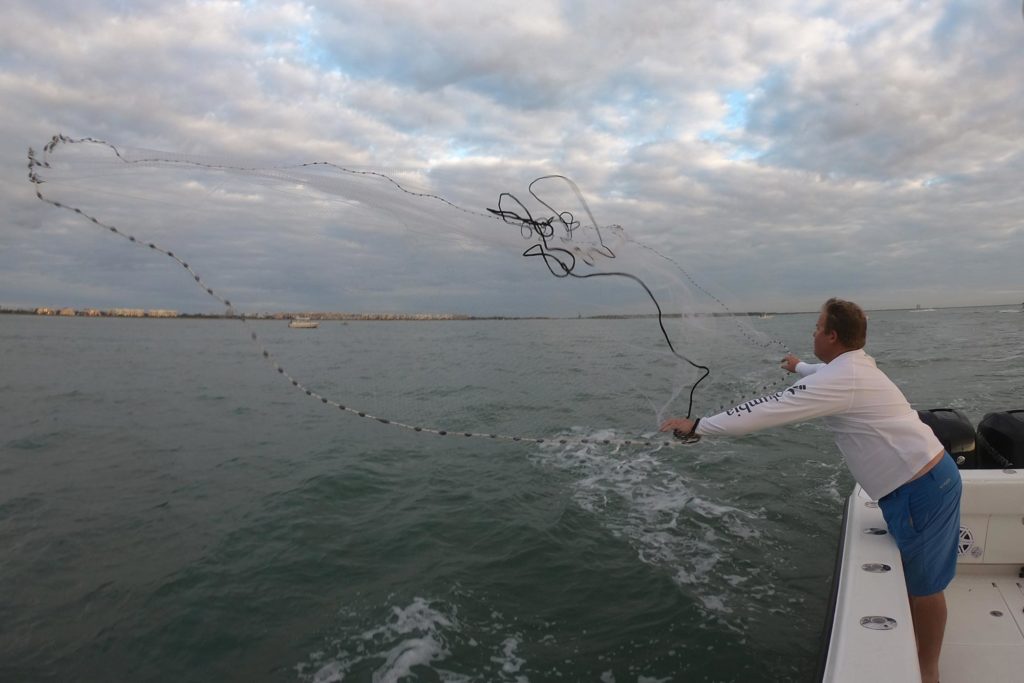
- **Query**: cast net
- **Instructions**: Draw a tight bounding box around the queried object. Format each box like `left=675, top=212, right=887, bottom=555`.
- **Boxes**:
left=27, top=134, right=793, bottom=447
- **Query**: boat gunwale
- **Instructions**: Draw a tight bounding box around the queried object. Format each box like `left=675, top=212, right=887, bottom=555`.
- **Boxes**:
left=815, top=492, right=851, bottom=681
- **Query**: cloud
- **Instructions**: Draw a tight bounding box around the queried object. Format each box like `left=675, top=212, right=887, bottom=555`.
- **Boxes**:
left=1, top=0, right=1022, bottom=316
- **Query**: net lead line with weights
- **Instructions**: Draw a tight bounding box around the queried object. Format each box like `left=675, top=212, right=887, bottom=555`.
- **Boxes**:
left=26, top=136, right=684, bottom=447
left=28, top=134, right=788, bottom=447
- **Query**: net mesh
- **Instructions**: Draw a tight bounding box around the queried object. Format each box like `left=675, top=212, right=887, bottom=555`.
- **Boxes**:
left=27, top=134, right=794, bottom=445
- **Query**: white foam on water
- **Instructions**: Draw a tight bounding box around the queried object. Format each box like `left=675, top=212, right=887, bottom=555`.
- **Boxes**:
left=490, top=637, right=526, bottom=676
left=367, top=599, right=454, bottom=683
left=300, top=596, right=534, bottom=682
left=696, top=593, right=729, bottom=613
left=374, top=637, right=446, bottom=683
left=721, top=573, right=748, bottom=587
left=300, top=597, right=455, bottom=683
left=438, top=673, right=473, bottom=683
left=309, top=660, right=346, bottom=683
left=533, top=432, right=766, bottom=621
left=361, top=597, right=454, bottom=640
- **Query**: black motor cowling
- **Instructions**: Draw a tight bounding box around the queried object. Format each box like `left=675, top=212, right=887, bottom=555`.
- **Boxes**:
left=976, top=410, right=1024, bottom=469
left=917, top=408, right=977, bottom=468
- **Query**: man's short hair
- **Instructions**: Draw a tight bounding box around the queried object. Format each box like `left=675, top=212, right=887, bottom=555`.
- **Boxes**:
left=823, top=298, right=867, bottom=349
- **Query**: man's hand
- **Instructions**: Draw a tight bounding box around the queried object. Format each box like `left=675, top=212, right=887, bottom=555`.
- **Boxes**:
left=781, top=353, right=801, bottom=373
left=659, top=418, right=695, bottom=434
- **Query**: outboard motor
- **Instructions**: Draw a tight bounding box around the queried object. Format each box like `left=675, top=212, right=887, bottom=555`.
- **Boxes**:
left=976, top=410, right=1024, bottom=469
left=917, top=408, right=977, bottom=468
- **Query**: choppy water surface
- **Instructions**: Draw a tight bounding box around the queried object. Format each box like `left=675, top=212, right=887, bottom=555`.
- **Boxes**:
left=2, top=307, right=1020, bottom=681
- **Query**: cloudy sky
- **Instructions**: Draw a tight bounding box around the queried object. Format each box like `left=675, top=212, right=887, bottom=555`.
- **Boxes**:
left=2, top=0, right=1023, bottom=315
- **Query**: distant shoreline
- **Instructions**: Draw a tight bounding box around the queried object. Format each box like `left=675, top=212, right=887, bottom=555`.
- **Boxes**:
left=0, top=307, right=795, bottom=321
left=2, top=303, right=1020, bottom=321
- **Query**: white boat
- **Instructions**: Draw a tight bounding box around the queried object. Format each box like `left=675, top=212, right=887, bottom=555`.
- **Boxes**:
left=819, top=414, right=1024, bottom=682
left=288, top=317, right=319, bottom=329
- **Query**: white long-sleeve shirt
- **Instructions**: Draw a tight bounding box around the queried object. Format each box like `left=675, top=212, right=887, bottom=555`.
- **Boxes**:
left=696, top=349, right=943, bottom=499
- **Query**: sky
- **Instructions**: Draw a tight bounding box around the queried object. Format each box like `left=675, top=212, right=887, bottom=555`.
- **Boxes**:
left=2, top=0, right=1023, bottom=315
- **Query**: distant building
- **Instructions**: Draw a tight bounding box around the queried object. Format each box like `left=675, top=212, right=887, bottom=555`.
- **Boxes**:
left=35, top=307, right=55, bottom=316
left=58, top=308, right=76, bottom=316
left=109, top=308, right=145, bottom=317
left=146, top=309, right=179, bottom=318
left=82, top=309, right=103, bottom=317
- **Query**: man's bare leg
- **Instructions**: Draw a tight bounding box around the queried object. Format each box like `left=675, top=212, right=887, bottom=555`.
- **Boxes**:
left=909, top=592, right=946, bottom=683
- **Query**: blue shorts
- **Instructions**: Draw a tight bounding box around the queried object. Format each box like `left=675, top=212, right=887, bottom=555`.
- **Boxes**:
left=878, top=452, right=962, bottom=596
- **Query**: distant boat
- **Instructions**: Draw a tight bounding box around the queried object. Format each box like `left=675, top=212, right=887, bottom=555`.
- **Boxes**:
left=759, top=313, right=775, bottom=319
left=288, top=317, right=319, bottom=329
left=909, top=304, right=936, bottom=313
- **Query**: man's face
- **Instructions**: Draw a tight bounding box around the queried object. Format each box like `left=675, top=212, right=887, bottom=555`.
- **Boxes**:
left=812, top=309, right=834, bottom=361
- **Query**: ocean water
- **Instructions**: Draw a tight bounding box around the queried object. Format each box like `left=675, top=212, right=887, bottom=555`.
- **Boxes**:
left=2, top=307, right=1021, bottom=682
